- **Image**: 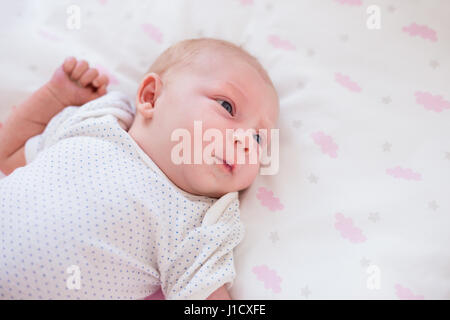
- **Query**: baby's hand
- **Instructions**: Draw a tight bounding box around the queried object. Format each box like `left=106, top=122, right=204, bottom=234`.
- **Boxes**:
left=47, top=57, right=110, bottom=108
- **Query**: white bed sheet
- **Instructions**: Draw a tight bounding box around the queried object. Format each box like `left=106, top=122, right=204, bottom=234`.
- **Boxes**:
left=0, top=0, right=449, bottom=299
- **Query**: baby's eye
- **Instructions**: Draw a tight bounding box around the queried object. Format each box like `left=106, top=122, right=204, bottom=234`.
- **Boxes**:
left=253, top=133, right=261, bottom=145
left=216, top=99, right=233, bottom=115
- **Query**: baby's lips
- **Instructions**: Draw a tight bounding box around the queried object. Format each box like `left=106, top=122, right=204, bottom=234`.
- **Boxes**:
left=212, top=154, right=236, bottom=171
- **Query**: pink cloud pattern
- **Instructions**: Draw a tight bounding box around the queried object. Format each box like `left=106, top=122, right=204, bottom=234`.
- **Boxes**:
left=252, top=265, right=282, bottom=293
left=38, top=29, right=62, bottom=42
left=142, top=24, right=163, bottom=44
left=334, top=213, right=366, bottom=243
left=415, top=91, right=450, bottom=113
left=335, top=73, right=362, bottom=92
left=239, top=0, right=253, bottom=5
left=268, top=35, right=296, bottom=51
left=386, top=166, right=422, bottom=181
left=395, top=284, right=424, bottom=300
left=402, top=23, right=437, bottom=42
left=256, top=187, right=284, bottom=211
left=311, top=131, right=338, bottom=158
left=334, top=0, right=362, bottom=5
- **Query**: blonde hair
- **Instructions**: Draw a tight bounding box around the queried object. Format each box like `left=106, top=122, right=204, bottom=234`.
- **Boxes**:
left=147, top=37, right=276, bottom=92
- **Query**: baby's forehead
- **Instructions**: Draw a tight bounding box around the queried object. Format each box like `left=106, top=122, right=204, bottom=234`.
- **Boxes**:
left=174, top=48, right=279, bottom=125
left=192, top=50, right=275, bottom=90
left=179, top=47, right=255, bottom=74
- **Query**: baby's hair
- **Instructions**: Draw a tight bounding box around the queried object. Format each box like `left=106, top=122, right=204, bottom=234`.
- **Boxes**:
left=147, top=37, right=276, bottom=92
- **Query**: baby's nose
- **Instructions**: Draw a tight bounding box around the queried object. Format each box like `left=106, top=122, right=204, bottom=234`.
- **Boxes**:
left=232, top=130, right=250, bottom=153
left=224, top=129, right=260, bottom=166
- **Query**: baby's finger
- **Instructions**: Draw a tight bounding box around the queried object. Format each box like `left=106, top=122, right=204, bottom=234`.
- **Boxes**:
left=63, top=57, right=77, bottom=74
left=79, top=68, right=99, bottom=87
left=93, top=74, right=109, bottom=88
left=70, top=60, right=89, bottom=81
left=97, top=84, right=107, bottom=96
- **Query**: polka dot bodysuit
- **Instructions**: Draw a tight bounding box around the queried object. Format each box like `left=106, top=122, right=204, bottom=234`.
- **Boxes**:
left=0, top=91, right=244, bottom=299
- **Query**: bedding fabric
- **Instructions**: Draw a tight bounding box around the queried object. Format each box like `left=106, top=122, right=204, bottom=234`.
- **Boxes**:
left=0, top=0, right=449, bottom=299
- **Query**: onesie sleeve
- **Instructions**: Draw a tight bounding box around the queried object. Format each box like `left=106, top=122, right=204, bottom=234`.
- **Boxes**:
left=24, top=91, right=135, bottom=164
left=24, top=106, right=78, bottom=164
left=160, top=192, right=245, bottom=300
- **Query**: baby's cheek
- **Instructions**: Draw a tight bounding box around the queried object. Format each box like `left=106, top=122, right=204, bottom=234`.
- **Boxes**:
left=238, top=163, right=260, bottom=189
left=247, top=145, right=261, bottom=167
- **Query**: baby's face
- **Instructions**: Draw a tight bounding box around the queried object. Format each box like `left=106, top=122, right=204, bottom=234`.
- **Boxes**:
left=128, top=50, right=279, bottom=198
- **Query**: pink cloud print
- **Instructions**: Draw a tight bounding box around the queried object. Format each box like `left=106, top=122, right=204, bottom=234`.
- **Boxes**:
left=38, top=28, right=63, bottom=42
left=252, top=265, right=282, bottom=294
left=335, top=73, right=362, bottom=92
left=256, top=187, right=284, bottom=211
left=395, top=284, right=424, bottom=300
left=334, top=213, right=366, bottom=243
left=386, top=166, right=422, bottom=181
left=142, top=23, right=163, bottom=44
left=335, top=0, right=362, bottom=5
left=415, top=91, right=450, bottom=113
left=267, top=35, right=296, bottom=51
left=311, top=131, right=338, bottom=158
left=402, top=23, right=437, bottom=42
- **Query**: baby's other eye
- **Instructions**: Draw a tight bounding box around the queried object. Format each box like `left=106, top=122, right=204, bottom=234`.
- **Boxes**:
left=216, top=99, right=233, bottom=115
left=253, top=133, right=261, bottom=145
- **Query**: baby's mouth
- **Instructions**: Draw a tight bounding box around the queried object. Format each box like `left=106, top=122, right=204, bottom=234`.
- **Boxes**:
left=214, top=156, right=235, bottom=173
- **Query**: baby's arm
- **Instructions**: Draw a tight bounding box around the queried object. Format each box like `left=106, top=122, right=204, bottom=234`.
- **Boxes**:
left=0, top=85, right=64, bottom=175
left=0, top=57, right=109, bottom=175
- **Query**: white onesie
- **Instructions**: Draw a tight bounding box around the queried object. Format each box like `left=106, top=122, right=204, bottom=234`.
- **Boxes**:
left=0, top=91, right=245, bottom=300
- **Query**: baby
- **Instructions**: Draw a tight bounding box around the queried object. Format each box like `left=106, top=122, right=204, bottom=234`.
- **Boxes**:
left=0, top=38, right=279, bottom=299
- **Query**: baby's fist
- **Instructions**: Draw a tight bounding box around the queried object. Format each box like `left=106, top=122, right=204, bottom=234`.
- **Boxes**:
left=48, top=57, right=110, bottom=107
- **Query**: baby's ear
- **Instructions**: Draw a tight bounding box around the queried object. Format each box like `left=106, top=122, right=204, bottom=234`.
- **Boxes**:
left=135, top=72, right=162, bottom=119
left=136, top=101, right=154, bottom=119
